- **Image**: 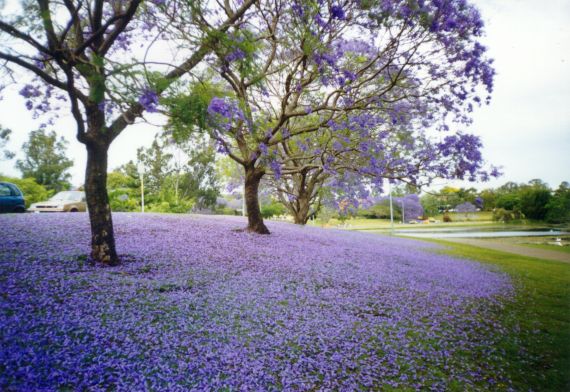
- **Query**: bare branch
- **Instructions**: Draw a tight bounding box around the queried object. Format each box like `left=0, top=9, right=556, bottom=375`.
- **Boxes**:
left=0, top=21, right=51, bottom=54
left=0, top=52, right=68, bottom=91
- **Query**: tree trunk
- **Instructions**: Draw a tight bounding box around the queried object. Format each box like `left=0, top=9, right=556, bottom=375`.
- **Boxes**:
left=292, top=192, right=311, bottom=225
left=85, top=142, right=119, bottom=265
left=244, top=166, right=270, bottom=234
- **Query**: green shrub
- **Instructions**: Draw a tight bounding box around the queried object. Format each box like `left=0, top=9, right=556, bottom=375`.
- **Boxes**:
left=146, top=198, right=195, bottom=214
left=216, top=207, right=240, bottom=216
left=0, top=175, right=51, bottom=208
left=145, top=199, right=194, bottom=214
left=147, top=202, right=172, bottom=213
left=108, top=189, right=140, bottom=212
left=492, top=208, right=525, bottom=222
left=316, top=207, right=335, bottom=225
left=166, top=199, right=195, bottom=213
left=261, top=201, right=286, bottom=219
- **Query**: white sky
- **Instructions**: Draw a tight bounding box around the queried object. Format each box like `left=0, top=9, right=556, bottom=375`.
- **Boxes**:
left=1, top=0, right=569, bottom=190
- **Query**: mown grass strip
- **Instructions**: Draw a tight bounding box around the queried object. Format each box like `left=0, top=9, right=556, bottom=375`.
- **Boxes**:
left=424, top=239, right=570, bottom=391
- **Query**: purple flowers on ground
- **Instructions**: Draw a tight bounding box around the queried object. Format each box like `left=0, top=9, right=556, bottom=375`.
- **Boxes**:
left=0, top=213, right=515, bottom=390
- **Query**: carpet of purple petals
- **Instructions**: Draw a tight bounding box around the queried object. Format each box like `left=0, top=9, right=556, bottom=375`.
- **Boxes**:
left=0, top=213, right=516, bottom=391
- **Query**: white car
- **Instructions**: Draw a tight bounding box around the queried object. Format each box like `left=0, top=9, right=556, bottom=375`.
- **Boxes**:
left=28, top=191, right=87, bottom=213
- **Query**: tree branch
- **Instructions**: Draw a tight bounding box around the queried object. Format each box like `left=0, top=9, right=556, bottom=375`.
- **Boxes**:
left=0, top=52, right=67, bottom=90
left=99, top=0, right=143, bottom=56
left=107, top=0, right=257, bottom=142
left=0, top=21, right=51, bottom=54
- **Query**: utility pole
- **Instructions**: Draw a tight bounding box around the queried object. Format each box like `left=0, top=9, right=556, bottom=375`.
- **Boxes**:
left=401, top=200, right=405, bottom=224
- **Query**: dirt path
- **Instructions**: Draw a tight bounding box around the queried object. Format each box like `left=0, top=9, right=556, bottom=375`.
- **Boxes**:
left=440, top=238, right=570, bottom=264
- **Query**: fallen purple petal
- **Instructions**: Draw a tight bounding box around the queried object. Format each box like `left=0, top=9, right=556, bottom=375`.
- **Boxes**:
left=0, top=213, right=515, bottom=390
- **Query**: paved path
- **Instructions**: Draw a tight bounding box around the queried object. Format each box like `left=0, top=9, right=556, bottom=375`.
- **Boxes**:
left=440, top=238, right=570, bottom=264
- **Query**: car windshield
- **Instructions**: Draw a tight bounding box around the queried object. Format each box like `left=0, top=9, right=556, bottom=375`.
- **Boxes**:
left=49, top=192, right=83, bottom=202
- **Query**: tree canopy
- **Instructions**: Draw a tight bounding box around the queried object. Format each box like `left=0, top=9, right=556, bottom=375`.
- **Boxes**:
left=0, top=0, right=256, bottom=264
left=165, top=0, right=499, bottom=232
left=16, top=129, right=73, bottom=192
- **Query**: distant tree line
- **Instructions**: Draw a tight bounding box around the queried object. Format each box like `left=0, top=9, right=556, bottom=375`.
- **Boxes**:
left=106, top=135, right=220, bottom=214
left=420, top=180, right=570, bottom=223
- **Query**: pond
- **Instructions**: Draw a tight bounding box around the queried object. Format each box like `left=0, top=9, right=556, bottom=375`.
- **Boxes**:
left=395, top=227, right=569, bottom=239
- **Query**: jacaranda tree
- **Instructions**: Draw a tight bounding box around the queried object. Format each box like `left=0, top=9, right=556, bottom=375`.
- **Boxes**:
left=0, top=0, right=255, bottom=264
left=267, top=119, right=497, bottom=225
left=192, top=0, right=496, bottom=234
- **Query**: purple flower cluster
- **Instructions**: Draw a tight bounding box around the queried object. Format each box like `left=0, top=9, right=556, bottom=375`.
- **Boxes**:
left=269, top=159, right=282, bottom=180
left=392, top=194, right=425, bottom=222
left=19, top=84, right=41, bottom=99
left=330, top=5, right=346, bottom=20
left=0, top=213, right=515, bottom=390
left=474, top=196, right=484, bottom=209
left=456, top=201, right=478, bottom=213
left=138, top=88, right=159, bottom=113
left=207, top=97, right=245, bottom=131
left=225, top=48, right=246, bottom=63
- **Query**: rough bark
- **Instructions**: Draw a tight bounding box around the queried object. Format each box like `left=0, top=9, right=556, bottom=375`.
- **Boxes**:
left=279, top=169, right=324, bottom=225
left=292, top=192, right=311, bottom=225
left=244, top=166, right=270, bottom=234
left=85, top=141, right=118, bottom=265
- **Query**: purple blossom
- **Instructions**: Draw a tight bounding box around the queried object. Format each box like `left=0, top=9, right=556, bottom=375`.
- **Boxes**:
left=314, top=13, right=327, bottom=27
left=19, top=84, right=41, bottom=99
left=138, top=88, right=159, bottom=113
left=456, top=201, right=477, bottom=213
left=330, top=5, right=345, bottom=20
left=259, top=142, right=269, bottom=156
left=0, top=213, right=516, bottom=390
left=474, top=196, right=484, bottom=209
left=208, top=97, right=244, bottom=120
left=269, top=159, right=281, bottom=179
left=207, top=97, right=246, bottom=132
left=225, top=48, right=246, bottom=63
left=291, top=3, right=304, bottom=17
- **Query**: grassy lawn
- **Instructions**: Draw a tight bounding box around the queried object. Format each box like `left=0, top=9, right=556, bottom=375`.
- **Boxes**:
left=519, top=243, right=570, bottom=254
left=422, top=239, right=570, bottom=391
left=482, top=235, right=570, bottom=255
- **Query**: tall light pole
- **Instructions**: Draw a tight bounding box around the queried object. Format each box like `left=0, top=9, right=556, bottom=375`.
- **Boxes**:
left=137, top=162, right=145, bottom=213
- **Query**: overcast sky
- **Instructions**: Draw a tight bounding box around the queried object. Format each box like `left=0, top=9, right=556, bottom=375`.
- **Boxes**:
left=1, top=0, right=569, bottom=191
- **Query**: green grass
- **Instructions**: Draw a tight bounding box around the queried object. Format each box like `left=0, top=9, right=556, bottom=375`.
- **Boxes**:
left=421, top=239, right=570, bottom=391
left=520, top=243, right=570, bottom=254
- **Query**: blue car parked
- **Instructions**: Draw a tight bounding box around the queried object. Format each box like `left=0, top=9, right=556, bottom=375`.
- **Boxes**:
left=0, top=182, right=26, bottom=213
